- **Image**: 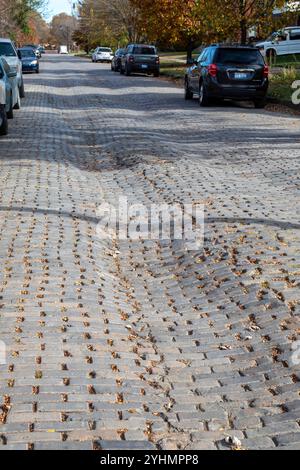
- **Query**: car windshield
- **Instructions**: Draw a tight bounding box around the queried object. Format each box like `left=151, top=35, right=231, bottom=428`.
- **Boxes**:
left=20, top=50, right=36, bottom=58
left=0, top=42, right=16, bottom=57
left=216, top=49, right=264, bottom=65
left=133, top=46, right=156, bottom=55
left=98, top=48, right=112, bottom=52
left=266, top=32, right=277, bottom=41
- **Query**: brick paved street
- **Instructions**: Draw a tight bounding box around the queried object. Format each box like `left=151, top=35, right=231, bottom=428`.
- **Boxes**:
left=0, top=55, right=299, bottom=450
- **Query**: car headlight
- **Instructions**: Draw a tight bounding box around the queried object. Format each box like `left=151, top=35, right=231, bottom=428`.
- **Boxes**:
left=30, top=60, right=38, bottom=65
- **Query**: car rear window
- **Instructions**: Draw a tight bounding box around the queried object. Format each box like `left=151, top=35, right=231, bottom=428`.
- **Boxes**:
left=133, top=46, right=156, bottom=55
left=99, top=48, right=112, bottom=52
left=215, top=49, right=264, bottom=65
left=0, top=42, right=16, bottom=57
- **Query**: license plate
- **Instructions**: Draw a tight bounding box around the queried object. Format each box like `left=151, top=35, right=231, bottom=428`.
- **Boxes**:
left=141, top=64, right=148, bottom=69
left=234, top=72, right=248, bottom=80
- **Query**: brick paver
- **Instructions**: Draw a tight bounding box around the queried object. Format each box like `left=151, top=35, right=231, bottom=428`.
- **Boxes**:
left=0, top=55, right=299, bottom=450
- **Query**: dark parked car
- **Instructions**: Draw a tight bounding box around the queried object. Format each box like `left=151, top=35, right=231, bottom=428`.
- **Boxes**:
left=23, top=44, right=41, bottom=58
left=111, top=48, right=125, bottom=72
left=120, top=44, right=160, bottom=77
left=185, top=45, right=269, bottom=108
left=18, top=48, right=39, bottom=73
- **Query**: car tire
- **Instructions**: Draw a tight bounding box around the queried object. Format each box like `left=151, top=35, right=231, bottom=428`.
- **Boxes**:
left=0, top=104, right=8, bottom=136
left=36, top=68, right=40, bottom=74
left=125, top=64, right=131, bottom=76
left=14, top=90, right=21, bottom=110
left=254, top=98, right=266, bottom=109
left=185, top=79, right=193, bottom=100
left=199, top=82, right=210, bottom=107
left=154, top=71, right=160, bottom=77
left=19, top=79, right=25, bottom=99
left=120, top=65, right=124, bottom=75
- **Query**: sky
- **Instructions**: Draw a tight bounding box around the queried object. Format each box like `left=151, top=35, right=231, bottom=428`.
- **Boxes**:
left=47, top=0, right=72, bottom=19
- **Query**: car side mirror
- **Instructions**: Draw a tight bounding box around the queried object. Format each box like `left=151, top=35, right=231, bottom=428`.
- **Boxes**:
left=17, top=50, right=22, bottom=60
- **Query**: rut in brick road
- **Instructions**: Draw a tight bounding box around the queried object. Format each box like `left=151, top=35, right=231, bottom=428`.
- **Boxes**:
left=0, top=55, right=300, bottom=450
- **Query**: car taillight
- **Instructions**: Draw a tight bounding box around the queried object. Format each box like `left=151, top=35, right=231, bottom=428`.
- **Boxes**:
left=263, top=65, right=269, bottom=77
left=129, top=55, right=135, bottom=63
left=156, top=57, right=160, bottom=64
left=208, top=64, right=218, bottom=78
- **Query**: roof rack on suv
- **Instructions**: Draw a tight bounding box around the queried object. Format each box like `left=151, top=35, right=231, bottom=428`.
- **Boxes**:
left=210, top=42, right=257, bottom=48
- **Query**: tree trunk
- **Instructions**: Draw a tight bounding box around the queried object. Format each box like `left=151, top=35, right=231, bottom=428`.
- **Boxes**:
left=240, top=19, right=247, bottom=45
left=186, top=39, right=194, bottom=63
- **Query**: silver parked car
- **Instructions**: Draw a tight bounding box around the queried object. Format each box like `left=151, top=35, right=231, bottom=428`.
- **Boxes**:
left=0, top=38, right=25, bottom=98
left=0, top=57, right=21, bottom=135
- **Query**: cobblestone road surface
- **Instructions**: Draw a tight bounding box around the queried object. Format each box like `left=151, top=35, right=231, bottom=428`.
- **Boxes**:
left=0, top=55, right=300, bottom=450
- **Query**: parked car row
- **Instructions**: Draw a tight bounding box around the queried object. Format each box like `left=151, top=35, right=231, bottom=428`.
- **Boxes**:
left=111, top=44, right=160, bottom=77
left=0, top=38, right=26, bottom=136
left=92, top=44, right=161, bottom=77
left=110, top=43, right=268, bottom=108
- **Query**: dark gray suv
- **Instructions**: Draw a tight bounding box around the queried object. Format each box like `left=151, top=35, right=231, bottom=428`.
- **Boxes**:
left=185, top=45, right=269, bottom=108
left=120, top=44, right=160, bottom=77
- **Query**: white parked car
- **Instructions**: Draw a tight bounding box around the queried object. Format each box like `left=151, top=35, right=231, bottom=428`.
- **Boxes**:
left=0, top=38, right=25, bottom=98
left=92, top=47, right=114, bottom=63
left=59, top=45, right=68, bottom=54
left=257, top=27, right=300, bottom=59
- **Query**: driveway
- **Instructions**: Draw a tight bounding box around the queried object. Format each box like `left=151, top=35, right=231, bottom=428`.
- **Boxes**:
left=0, top=55, right=299, bottom=450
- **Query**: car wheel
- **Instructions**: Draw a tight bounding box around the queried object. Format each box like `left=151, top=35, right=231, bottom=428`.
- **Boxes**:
left=254, top=98, right=266, bottom=109
left=120, top=65, right=124, bottom=75
left=125, top=64, right=131, bottom=76
left=14, top=90, right=21, bottom=110
left=154, top=71, right=160, bottom=77
left=199, top=82, right=210, bottom=107
left=7, top=96, right=14, bottom=119
left=19, top=79, right=25, bottom=99
left=185, top=79, right=193, bottom=100
left=0, top=104, right=8, bottom=136
left=36, top=68, right=40, bottom=74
